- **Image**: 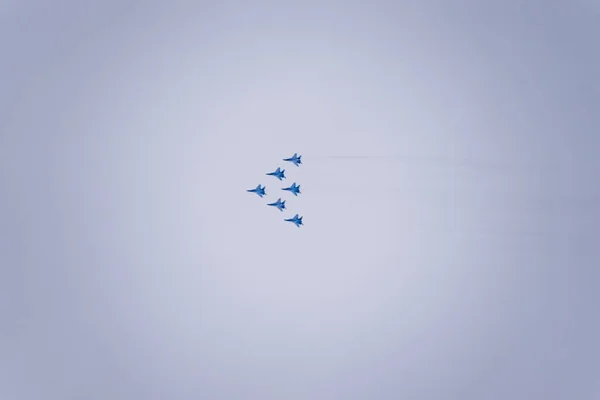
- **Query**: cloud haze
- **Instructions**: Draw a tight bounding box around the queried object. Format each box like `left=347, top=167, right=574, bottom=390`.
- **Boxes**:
left=1, top=1, right=599, bottom=399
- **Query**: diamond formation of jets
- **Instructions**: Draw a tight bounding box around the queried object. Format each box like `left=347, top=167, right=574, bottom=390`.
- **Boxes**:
left=283, top=153, right=302, bottom=167
left=266, top=167, right=286, bottom=181
left=284, top=214, right=303, bottom=227
left=247, top=184, right=266, bottom=198
left=281, top=182, right=301, bottom=196
left=246, top=153, right=303, bottom=227
left=267, top=198, right=286, bottom=212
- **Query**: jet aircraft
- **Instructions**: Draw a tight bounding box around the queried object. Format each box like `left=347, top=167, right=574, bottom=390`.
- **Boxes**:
left=285, top=214, right=304, bottom=227
left=247, top=184, right=266, bottom=198
left=281, top=182, right=301, bottom=196
left=267, top=198, right=286, bottom=212
left=283, top=153, right=302, bottom=167
left=266, top=167, right=286, bottom=181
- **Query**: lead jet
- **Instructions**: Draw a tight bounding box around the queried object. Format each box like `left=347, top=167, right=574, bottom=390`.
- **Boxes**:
left=283, top=153, right=302, bottom=167
left=266, top=167, right=286, bottom=181
left=267, top=198, right=286, bottom=212
left=285, top=214, right=303, bottom=227
left=281, top=182, right=301, bottom=196
left=246, top=184, right=266, bottom=198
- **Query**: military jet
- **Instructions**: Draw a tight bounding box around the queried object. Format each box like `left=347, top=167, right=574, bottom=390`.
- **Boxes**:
left=281, top=182, right=301, bottom=196
left=283, top=153, right=302, bottom=167
left=285, top=214, right=303, bottom=227
left=247, top=184, right=266, bottom=198
left=266, top=167, right=286, bottom=181
left=267, top=198, right=286, bottom=212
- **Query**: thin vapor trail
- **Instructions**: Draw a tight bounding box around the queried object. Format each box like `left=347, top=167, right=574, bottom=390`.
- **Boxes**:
left=305, top=155, right=549, bottom=172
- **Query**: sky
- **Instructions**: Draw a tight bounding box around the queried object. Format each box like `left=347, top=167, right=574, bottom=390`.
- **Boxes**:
left=1, top=1, right=599, bottom=399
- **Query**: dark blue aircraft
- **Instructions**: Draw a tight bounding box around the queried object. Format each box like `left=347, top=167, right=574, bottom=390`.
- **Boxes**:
left=281, top=182, right=301, bottom=196
left=267, top=198, right=286, bottom=212
left=266, top=167, right=286, bottom=181
left=283, top=153, right=302, bottom=167
left=285, top=214, right=303, bottom=227
left=247, top=184, right=266, bottom=198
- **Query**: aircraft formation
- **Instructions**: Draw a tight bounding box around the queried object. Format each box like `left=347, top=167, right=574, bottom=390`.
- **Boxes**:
left=246, top=153, right=304, bottom=227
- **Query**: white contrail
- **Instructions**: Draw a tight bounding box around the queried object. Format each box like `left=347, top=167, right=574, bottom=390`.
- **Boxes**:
left=305, top=154, right=550, bottom=172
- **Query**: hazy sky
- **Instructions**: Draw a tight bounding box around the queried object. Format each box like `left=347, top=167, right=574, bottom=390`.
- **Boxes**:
left=1, top=1, right=599, bottom=399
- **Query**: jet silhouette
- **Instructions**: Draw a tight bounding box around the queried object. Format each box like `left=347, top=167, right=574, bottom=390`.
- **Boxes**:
left=266, top=167, right=286, bottom=181
left=247, top=184, right=266, bottom=198
left=267, top=198, right=286, bottom=212
left=285, top=214, right=303, bottom=227
left=281, top=182, right=301, bottom=196
left=283, top=153, right=302, bottom=167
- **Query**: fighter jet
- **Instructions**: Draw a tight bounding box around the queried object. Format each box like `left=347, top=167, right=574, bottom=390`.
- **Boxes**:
left=281, top=182, right=301, bottom=196
left=266, top=167, right=286, bottom=181
left=247, top=184, right=266, bottom=198
left=283, top=153, right=302, bottom=167
left=267, top=198, right=286, bottom=212
left=285, top=214, right=303, bottom=227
